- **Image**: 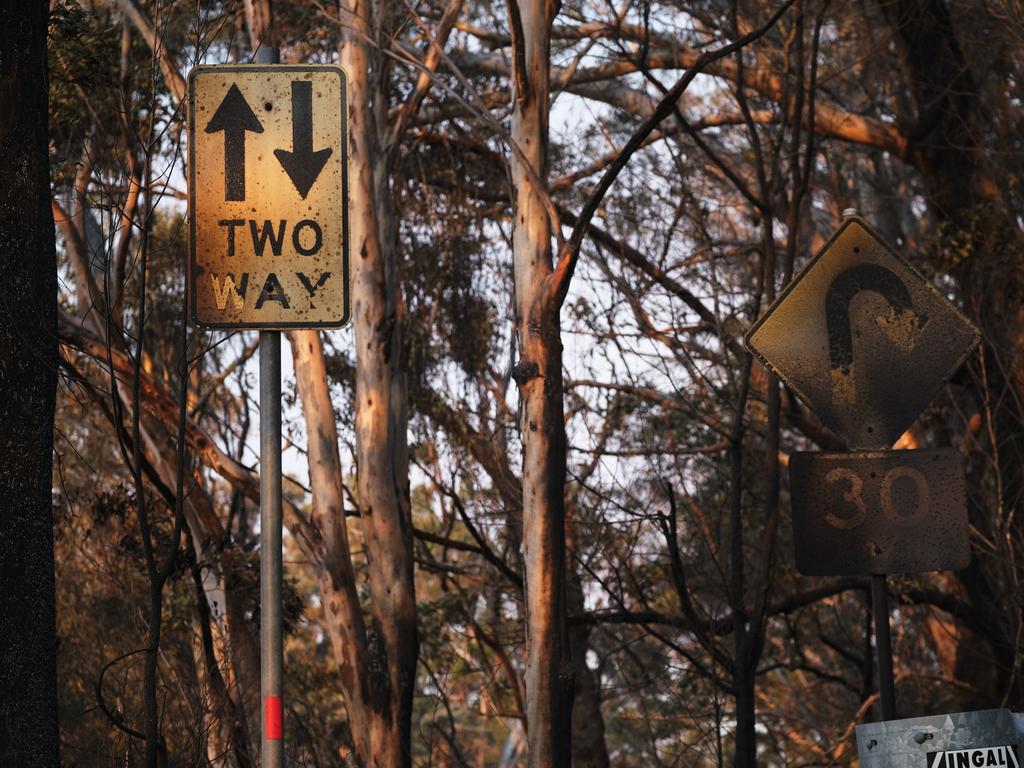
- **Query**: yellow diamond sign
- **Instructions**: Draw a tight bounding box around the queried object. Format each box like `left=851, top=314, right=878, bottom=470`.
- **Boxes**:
left=188, top=65, right=349, bottom=328
left=745, top=216, right=979, bottom=449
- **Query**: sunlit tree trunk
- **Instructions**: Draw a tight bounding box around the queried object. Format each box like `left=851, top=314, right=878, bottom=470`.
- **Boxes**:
left=289, top=331, right=372, bottom=756
left=507, top=0, right=575, bottom=763
left=340, top=0, right=418, bottom=756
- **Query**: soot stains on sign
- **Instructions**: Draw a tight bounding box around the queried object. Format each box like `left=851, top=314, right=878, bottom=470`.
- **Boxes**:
left=745, top=215, right=978, bottom=449
left=789, top=449, right=969, bottom=576
left=188, top=65, right=349, bottom=329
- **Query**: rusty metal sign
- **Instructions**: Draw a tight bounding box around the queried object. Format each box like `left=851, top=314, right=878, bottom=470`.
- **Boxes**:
left=189, top=65, right=349, bottom=328
left=789, top=449, right=969, bottom=576
left=745, top=216, right=979, bottom=449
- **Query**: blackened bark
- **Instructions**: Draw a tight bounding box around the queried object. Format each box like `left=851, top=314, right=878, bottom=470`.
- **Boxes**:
left=568, top=616, right=610, bottom=768
left=885, top=0, right=1024, bottom=706
left=0, top=2, right=60, bottom=765
left=885, top=0, right=985, bottom=215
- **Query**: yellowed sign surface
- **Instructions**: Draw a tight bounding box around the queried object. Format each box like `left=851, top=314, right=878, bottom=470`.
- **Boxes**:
left=745, top=216, right=978, bottom=449
left=189, top=65, right=348, bottom=328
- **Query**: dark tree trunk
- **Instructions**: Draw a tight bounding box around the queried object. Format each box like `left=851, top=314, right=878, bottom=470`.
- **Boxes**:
left=567, top=539, right=609, bottom=768
left=0, top=2, right=60, bottom=765
left=884, top=0, right=1024, bottom=706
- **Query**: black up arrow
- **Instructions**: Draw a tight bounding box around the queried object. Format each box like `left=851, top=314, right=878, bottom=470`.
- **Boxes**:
left=274, top=80, right=332, bottom=199
left=205, top=84, right=264, bottom=201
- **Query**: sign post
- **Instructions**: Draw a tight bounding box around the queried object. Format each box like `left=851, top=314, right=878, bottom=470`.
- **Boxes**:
left=745, top=210, right=979, bottom=724
left=871, top=574, right=896, bottom=720
left=188, top=50, right=349, bottom=767
left=255, top=45, right=284, bottom=768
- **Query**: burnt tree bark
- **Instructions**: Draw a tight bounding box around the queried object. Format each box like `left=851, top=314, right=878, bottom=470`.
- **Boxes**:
left=884, top=0, right=1024, bottom=707
left=0, top=2, right=60, bottom=765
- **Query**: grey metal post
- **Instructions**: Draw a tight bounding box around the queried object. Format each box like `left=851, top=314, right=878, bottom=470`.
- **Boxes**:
left=256, top=45, right=284, bottom=768
left=871, top=573, right=896, bottom=721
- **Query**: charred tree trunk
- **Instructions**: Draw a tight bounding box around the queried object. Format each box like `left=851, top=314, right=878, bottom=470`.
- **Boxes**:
left=884, top=0, right=1024, bottom=706
left=568, top=576, right=609, bottom=768
left=0, top=2, right=60, bottom=764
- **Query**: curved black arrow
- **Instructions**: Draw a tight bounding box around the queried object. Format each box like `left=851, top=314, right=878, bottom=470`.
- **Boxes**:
left=825, top=264, right=924, bottom=373
left=274, top=80, right=332, bottom=199
left=205, top=84, right=264, bottom=201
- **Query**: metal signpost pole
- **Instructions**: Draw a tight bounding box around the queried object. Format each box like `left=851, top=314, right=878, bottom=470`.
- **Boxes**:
left=255, top=45, right=284, bottom=768
left=871, top=574, right=896, bottom=720
left=259, top=328, right=283, bottom=767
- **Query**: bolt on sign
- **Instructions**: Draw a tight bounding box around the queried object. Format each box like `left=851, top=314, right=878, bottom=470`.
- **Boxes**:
left=745, top=215, right=979, bottom=449
left=789, top=449, right=969, bottom=576
left=189, top=65, right=349, bottom=328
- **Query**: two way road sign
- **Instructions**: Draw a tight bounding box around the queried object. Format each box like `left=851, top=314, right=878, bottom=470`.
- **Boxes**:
left=745, top=215, right=979, bottom=449
left=189, top=65, right=349, bottom=329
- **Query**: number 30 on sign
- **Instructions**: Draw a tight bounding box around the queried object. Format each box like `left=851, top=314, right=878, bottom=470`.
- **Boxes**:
left=788, top=449, right=969, bottom=576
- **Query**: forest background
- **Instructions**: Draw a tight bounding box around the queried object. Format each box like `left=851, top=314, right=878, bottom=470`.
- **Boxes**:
left=3, top=0, right=1023, bottom=765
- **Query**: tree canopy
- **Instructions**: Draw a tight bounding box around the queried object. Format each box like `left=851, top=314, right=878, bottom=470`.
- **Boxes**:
left=39, top=0, right=1024, bottom=766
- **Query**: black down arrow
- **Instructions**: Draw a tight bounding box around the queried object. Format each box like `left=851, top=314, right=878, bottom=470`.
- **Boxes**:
left=205, top=84, right=264, bottom=201
left=274, top=80, right=332, bottom=199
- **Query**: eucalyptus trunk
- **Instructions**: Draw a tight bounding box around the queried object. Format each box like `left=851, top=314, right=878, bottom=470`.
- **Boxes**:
left=507, top=0, right=575, bottom=763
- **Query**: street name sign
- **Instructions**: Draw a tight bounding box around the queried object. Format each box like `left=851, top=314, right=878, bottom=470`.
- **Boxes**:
left=189, top=65, right=349, bottom=328
left=745, top=216, right=979, bottom=449
left=789, top=449, right=969, bottom=576
left=857, top=709, right=1024, bottom=768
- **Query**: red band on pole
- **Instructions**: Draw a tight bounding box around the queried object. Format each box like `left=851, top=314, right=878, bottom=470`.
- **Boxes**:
left=264, top=695, right=283, bottom=740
